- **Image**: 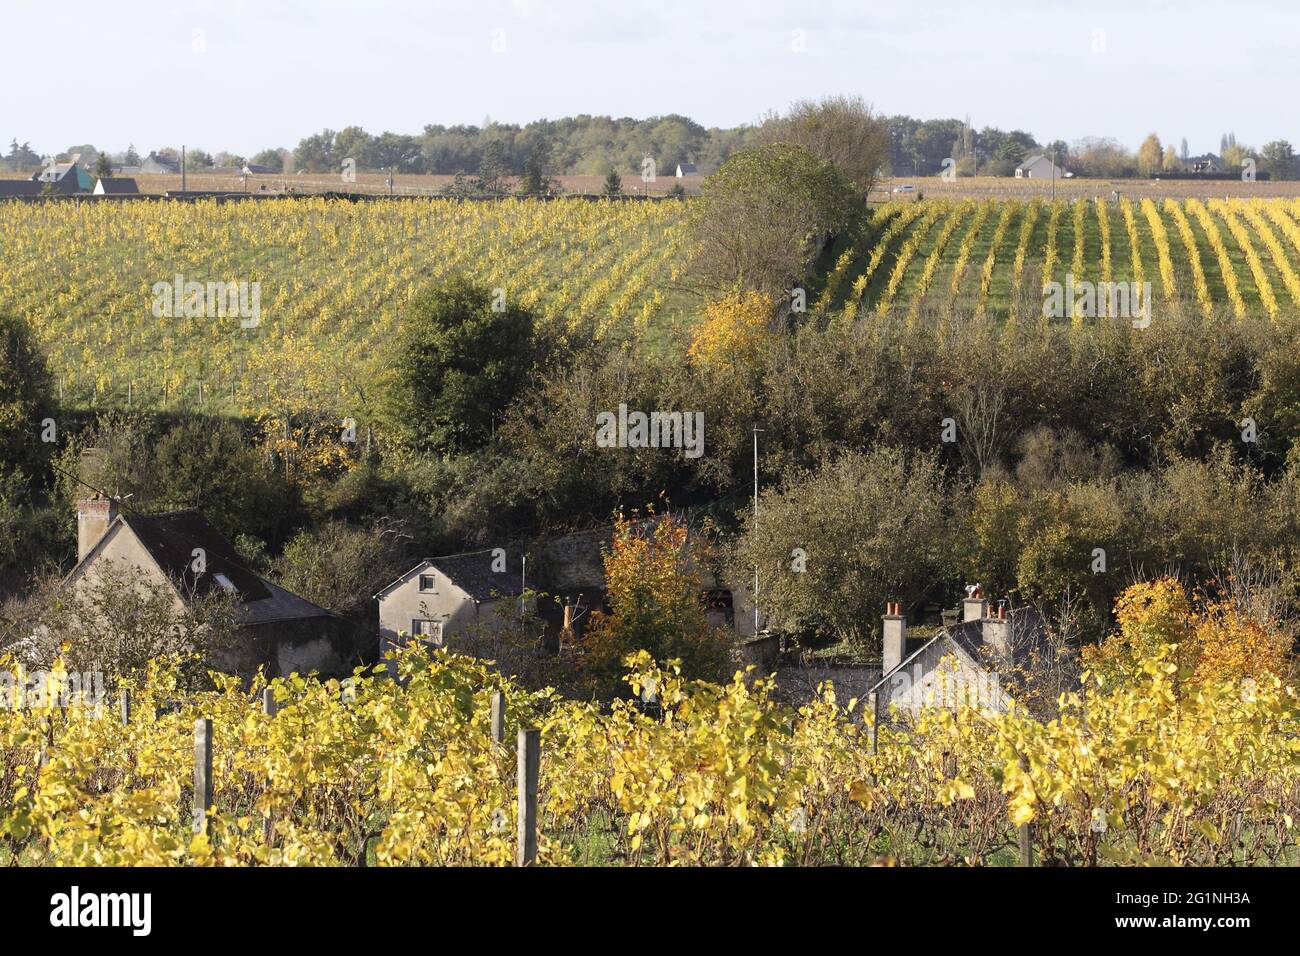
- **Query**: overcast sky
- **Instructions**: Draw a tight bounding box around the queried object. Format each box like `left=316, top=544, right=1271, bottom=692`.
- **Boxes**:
left=4, top=0, right=1298, bottom=157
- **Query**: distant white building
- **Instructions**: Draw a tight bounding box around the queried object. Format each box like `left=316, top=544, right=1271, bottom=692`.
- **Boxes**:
left=675, top=162, right=698, bottom=177
left=1015, top=155, right=1066, bottom=179
left=93, top=177, right=140, bottom=195
left=140, top=152, right=180, bottom=174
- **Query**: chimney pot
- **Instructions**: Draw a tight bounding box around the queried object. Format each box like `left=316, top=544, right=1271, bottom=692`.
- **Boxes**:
left=882, top=602, right=907, bottom=673
left=983, top=607, right=1012, bottom=664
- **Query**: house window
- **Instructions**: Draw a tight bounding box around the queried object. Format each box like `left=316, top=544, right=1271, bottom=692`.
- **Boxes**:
left=418, top=574, right=437, bottom=592
left=413, top=619, right=443, bottom=646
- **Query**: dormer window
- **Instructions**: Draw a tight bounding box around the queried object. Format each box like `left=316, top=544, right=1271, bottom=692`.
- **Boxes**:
left=213, top=572, right=239, bottom=595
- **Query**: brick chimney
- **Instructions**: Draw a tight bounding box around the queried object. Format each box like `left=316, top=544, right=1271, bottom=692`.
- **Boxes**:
left=962, top=584, right=988, bottom=622
left=75, top=447, right=116, bottom=562
left=76, top=496, right=118, bottom=562
left=982, top=603, right=1012, bottom=665
left=882, top=602, right=907, bottom=673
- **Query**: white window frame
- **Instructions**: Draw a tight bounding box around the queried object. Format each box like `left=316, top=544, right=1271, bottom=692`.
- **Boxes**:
left=412, top=618, right=443, bottom=646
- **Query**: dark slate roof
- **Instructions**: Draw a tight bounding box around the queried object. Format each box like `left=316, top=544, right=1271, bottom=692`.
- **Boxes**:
left=243, top=576, right=337, bottom=626
left=0, top=180, right=43, bottom=197
left=428, top=549, right=526, bottom=601
left=112, top=510, right=332, bottom=624
left=947, top=608, right=1046, bottom=667
left=121, top=510, right=272, bottom=601
left=95, top=177, right=139, bottom=194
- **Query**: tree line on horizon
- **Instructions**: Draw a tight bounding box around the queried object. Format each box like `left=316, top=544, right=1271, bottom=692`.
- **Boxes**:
left=5, top=113, right=1298, bottom=181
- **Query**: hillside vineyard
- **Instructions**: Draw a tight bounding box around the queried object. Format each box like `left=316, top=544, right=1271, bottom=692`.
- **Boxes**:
left=5, top=196, right=1300, bottom=415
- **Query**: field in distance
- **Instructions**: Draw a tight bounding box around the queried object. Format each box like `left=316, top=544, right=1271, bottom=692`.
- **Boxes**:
left=876, top=175, right=1300, bottom=200
left=0, top=169, right=703, bottom=197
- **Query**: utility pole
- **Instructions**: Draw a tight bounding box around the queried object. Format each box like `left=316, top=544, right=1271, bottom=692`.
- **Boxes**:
left=753, top=428, right=759, bottom=635
left=182, top=145, right=187, bottom=193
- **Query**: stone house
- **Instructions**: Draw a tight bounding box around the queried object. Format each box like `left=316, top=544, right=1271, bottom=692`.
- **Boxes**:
left=1014, top=154, right=1065, bottom=179
left=868, top=592, right=1048, bottom=718
left=65, top=495, right=351, bottom=678
left=140, top=152, right=180, bottom=174
left=374, top=549, right=532, bottom=656
left=29, top=156, right=94, bottom=193
left=374, top=524, right=761, bottom=657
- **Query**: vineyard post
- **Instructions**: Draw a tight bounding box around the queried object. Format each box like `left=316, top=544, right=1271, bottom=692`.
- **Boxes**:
left=516, top=728, right=540, bottom=866
left=490, top=690, right=505, bottom=746
left=119, top=688, right=131, bottom=725
left=1018, top=820, right=1034, bottom=867
left=261, top=689, right=277, bottom=843
left=194, top=718, right=213, bottom=836
left=1018, top=755, right=1034, bottom=866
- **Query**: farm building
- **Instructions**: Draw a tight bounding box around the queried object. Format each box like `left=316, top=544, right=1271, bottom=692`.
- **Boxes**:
left=141, top=152, right=180, bottom=174
left=0, top=180, right=43, bottom=198
left=93, top=177, right=139, bottom=195
left=675, top=162, right=698, bottom=177
left=1014, top=155, right=1066, bottom=179
left=868, top=591, right=1049, bottom=718
left=61, top=451, right=352, bottom=678
left=30, top=157, right=93, bottom=193
left=375, top=550, right=532, bottom=656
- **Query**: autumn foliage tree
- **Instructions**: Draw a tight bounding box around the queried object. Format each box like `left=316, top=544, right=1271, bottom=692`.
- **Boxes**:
left=578, top=509, right=732, bottom=699
left=687, top=291, right=778, bottom=372
left=1083, top=577, right=1293, bottom=689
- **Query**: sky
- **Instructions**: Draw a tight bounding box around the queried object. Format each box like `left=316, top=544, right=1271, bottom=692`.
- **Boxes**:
left=3, top=0, right=1299, bottom=157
